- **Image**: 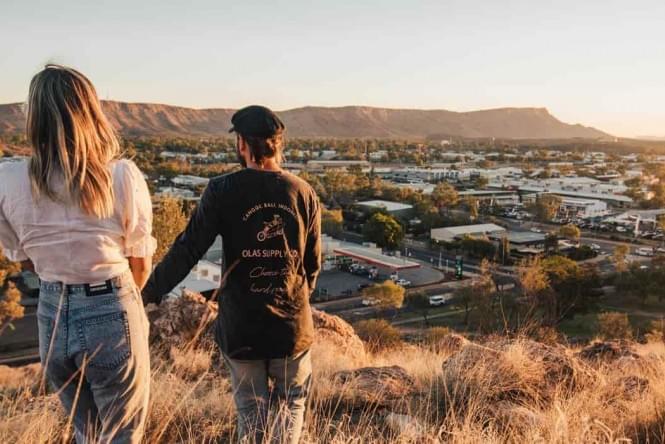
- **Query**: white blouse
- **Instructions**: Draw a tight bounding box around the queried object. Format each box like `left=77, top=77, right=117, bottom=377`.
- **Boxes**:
left=0, top=159, right=157, bottom=284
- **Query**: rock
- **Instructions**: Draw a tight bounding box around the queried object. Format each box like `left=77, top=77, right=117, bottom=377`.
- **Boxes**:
left=493, top=401, right=544, bottom=432
left=432, top=333, right=469, bottom=354
left=493, top=339, right=593, bottom=391
left=0, top=363, right=41, bottom=391
left=576, top=341, right=641, bottom=363
left=618, top=375, right=649, bottom=398
left=383, top=412, right=425, bottom=441
left=333, top=365, right=416, bottom=410
left=442, top=339, right=593, bottom=406
left=149, top=290, right=218, bottom=353
left=311, top=308, right=366, bottom=364
left=149, top=294, right=365, bottom=364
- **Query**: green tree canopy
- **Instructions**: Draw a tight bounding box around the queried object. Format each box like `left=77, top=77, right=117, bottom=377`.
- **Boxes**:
left=362, top=212, right=404, bottom=250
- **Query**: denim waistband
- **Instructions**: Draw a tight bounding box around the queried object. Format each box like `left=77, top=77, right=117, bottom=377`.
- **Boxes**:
left=40, top=270, right=135, bottom=295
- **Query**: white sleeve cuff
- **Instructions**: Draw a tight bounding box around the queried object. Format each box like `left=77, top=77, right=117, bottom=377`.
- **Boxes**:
left=4, top=248, right=29, bottom=262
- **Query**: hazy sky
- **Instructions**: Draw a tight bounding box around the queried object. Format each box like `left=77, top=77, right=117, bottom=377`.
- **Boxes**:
left=2, top=0, right=664, bottom=137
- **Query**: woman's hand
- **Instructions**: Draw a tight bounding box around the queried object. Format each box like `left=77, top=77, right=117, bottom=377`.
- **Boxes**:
left=128, top=256, right=152, bottom=290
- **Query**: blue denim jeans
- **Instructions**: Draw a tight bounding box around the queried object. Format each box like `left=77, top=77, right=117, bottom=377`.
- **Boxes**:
left=223, top=350, right=312, bottom=444
left=37, top=271, right=150, bottom=444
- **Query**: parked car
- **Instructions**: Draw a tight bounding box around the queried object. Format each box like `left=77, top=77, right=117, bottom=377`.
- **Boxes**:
left=429, top=294, right=453, bottom=306
left=636, top=247, right=654, bottom=257
left=362, top=297, right=379, bottom=306
left=395, top=278, right=412, bottom=287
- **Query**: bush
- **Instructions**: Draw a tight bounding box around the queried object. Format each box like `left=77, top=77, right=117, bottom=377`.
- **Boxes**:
left=354, top=319, right=402, bottom=352
left=597, top=312, right=633, bottom=340
left=645, top=318, right=665, bottom=343
left=423, top=326, right=452, bottom=350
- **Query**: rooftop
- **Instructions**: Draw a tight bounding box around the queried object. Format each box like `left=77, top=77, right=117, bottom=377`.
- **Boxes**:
left=434, top=223, right=506, bottom=235
left=357, top=200, right=414, bottom=212
left=332, top=246, right=421, bottom=270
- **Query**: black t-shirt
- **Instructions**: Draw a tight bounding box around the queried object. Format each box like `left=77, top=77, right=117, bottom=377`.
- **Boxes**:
left=143, top=168, right=322, bottom=359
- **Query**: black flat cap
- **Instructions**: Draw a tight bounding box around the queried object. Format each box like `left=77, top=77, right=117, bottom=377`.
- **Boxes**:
left=229, top=105, right=285, bottom=137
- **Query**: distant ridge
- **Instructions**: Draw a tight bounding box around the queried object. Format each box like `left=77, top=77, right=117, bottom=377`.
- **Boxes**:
left=0, top=101, right=609, bottom=140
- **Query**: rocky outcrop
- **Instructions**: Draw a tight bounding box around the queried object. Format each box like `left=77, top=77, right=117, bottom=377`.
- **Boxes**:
left=442, top=339, right=593, bottom=405
left=148, top=290, right=218, bottom=353
left=333, top=365, right=416, bottom=410
left=311, top=308, right=366, bottom=364
left=576, top=340, right=641, bottom=363
left=148, top=295, right=365, bottom=363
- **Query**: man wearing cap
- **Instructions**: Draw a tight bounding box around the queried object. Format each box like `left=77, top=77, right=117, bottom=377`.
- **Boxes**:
left=143, top=105, right=321, bottom=444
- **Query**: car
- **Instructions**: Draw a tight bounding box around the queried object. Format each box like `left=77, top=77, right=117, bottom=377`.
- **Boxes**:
left=616, top=226, right=627, bottom=233
left=389, top=273, right=399, bottom=281
left=590, top=243, right=601, bottom=251
left=530, top=227, right=542, bottom=233
left=636, top=247, right=654, bottom=257
left=656, top=247, right=665, bottom=254
left=357, top=283, right=371, bottom=291
left=362, top=297, right=379, bottom=306
left=429, top=294, right=453, bottom=306
left=395, top=278, right=411, bottom=287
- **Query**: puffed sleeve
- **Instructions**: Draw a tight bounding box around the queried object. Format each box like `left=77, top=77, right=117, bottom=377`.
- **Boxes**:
left=120, top=160, right=157, bottom=257
left=0, top=201, right=28, bottom=262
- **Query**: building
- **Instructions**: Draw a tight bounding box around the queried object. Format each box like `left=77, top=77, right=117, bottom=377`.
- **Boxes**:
left=169, top=260, right=220, bottom=299
left=306, top=160, right=370, bottom=171
left=559, top=197, right=608, bottom=218
left=155, top=186, right=197, bottom=200
left=356, top=200, right=414, bottom=218
left=171, top=175, right=210, bottom=188
left=431, top=223, right=506, bottom=243
left=489, top=231, right=547, bottom=257
left=391, top=167, right=472, bottom=183
left=457, top=189, right=520, bottom=207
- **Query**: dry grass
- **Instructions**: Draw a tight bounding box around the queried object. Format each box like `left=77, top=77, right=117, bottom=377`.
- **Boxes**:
left=2, top=337, right=665, bottom=443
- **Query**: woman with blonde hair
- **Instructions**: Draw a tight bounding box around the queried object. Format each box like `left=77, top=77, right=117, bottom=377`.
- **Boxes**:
left=0, top=65, right=154, bottom=443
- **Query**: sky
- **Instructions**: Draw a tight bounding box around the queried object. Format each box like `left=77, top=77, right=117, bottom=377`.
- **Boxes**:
left=1, top=0, right=664, bottom=137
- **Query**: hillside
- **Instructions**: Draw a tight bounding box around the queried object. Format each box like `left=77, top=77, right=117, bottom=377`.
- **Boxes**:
left=0, top=101, right=609, bottom=140
left=1, top=293, right=664, bottom=443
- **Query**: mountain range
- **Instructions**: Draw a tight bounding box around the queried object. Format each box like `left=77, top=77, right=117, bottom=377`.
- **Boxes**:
left=0, top=101, right=609, bottom=140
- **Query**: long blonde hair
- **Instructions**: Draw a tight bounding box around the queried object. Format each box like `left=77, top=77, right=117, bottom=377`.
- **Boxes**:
left=27, top=64, right=119, bottom=218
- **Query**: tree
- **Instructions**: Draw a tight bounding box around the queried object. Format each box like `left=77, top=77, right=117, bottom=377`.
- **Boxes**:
left=362, top=212, right=404, bottom=250
left=597, top=312, right=632, bottom=340
left=464, top=196, right=479, bottom=221
left=544, top=234, right=559, bottom=254
left=153, top=196, right=188, bottom=262
left=361, top=280, right=405, bottom=311
left=431, top=182, right=459, bottom=214
left=0, top=249, right=24, bottom=334
left=498, top=236, right=511, bottom=265
left=321, top=208, right=344, bottom=237
left=541, top=256, right=601, bottom=324
left=559, top=224, right=581, bottom=242
left=612, top=244, right=630, bottom=273
left=407, top=292, right=432, bottom=326
left=471, top=259, right=499, bottom=332
left=529, top=194, right=562, bottom=222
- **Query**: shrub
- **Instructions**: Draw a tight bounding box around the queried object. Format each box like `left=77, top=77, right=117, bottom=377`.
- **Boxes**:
left=423, top=326, right=452, bottom=350
left=597, top=312, right=633, bottom=340
left=354, top=319, right=402, bottom=352
left=645, top=318, right=665, bottom=343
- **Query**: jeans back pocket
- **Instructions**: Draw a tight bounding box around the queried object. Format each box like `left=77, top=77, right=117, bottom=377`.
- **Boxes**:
left=77, top=311, right=132, bottom=370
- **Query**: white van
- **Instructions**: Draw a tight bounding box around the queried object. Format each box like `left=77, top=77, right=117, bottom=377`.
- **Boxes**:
left=636, top=247, right=654, bottom=257
left=429, top=294, right=453, bottom=306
